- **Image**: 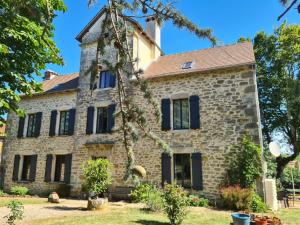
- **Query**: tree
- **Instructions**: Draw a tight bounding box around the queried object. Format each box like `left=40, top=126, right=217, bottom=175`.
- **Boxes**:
left=254, top=23, right=300, bottom=178
left=0, top=0, right=66, bottom=125
left=278, top=0, right=300, bottom=21
left=87, top=0, right=216, bottom=180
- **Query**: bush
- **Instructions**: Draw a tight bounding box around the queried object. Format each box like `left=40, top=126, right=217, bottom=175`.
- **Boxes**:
left=10, top=186, right=28, bottom=196
left=163, top=184, right=188, bottom=225
left=4, top=200, right=24, bottom=225
left=220, top=185, right=252, bottom=211
left=145, top=189, right=164, bottom=212
left=0, top=189, right=6, bottom=197
left=251, top=192, right=267, bottom=213
left=131, top=183, right=156, bottom=203
left=82, top=158, right=112, bottom=197
left=188, top=195, right=209, bottom=207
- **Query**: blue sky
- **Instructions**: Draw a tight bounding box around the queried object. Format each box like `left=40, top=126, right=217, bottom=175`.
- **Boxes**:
left=45, top=0, right=299, bottom=80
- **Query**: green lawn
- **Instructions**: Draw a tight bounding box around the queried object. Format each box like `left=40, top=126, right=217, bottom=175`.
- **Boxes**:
left=29, top=207, right=300, bottom=225
left=0, top=197, right=48, bottom=207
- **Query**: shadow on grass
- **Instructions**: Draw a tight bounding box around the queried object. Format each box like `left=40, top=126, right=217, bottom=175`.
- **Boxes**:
left=134, top=220, right=169, bottom=225
left=44, top=206, right=87, bottom=211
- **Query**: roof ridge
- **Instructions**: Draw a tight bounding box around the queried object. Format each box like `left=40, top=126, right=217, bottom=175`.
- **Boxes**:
left=160, top=42, right=252, bottom=58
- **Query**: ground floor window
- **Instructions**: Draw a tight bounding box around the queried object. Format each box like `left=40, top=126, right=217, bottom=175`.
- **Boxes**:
left=21, top=155, right=31, bottom=181
left=173, top=154, right=191, bottom=188
left=54, top=155, right=66, bottom=182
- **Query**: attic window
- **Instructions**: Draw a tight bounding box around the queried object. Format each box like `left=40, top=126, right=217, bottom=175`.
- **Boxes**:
left=182, top=61, right=193, bottom=69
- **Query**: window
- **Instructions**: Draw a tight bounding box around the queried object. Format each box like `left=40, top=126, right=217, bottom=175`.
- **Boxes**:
left=173, top=154, right=191, bottom=188
left=173, top=99, right=189, bottom=130
left=99, top=71, right=114, bottom=89
left=21, top=155, right=31, bottom=181
left=96, top=107, right=108, bottom=133
left=26, top=114, right=36, bottom=137
left=54, top=155, right=66, bottom=182
left=182, top=61, right=193, bottom=69
left=59, top=111, right=70, bottom=135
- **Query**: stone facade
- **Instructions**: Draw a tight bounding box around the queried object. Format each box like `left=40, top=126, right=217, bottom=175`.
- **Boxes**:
left=1, top=10, right=262, bottom=200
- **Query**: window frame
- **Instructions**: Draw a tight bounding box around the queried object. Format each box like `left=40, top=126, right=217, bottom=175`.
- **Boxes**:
left=172, top=98, right=190, bottom=130
left=26, top=114, right=36, bottom=137
left=20, top=155, right=32, bottom=181
left=59, top=110, right=70, bottom=136
left=96, top=107, right=109, bottom=134
left=99, top=71, right=112, bottom=89
left=54, top=155, right=66, bottom=183
left=173, top=154, right=192, bottom=188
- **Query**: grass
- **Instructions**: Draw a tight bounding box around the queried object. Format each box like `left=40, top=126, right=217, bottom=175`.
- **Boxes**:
left=29, top=207, right=300, bottom=225
left=0, top=197, right=48, bottom=207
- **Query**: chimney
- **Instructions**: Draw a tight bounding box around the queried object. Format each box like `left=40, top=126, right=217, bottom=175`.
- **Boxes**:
left=44, top=70, right=58, bottom=80
left=146, top=17, right=161, bottom=48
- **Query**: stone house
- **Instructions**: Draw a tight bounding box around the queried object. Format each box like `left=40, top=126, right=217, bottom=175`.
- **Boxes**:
left=1, top=8, right=262, bottom=199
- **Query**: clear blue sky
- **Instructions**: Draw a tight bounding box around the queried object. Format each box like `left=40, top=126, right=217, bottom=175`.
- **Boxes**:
left=45, top=0, right=299, bottom=80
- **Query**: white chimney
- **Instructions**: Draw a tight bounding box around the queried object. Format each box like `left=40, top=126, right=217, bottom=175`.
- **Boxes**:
left=44, top=70, right=58, bottom=80
left=146, top=17, right=161, bottom=48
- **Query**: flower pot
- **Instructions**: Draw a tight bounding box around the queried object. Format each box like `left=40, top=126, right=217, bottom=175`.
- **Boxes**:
left=87, top=197, right=108, bottom=211
left=255, top=219, right=267, bottom=225
left=231, top=213, right=250, bottom=225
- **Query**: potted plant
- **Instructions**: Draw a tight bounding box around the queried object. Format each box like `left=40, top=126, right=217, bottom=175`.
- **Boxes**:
left=82, top=158, right=112, bottom=210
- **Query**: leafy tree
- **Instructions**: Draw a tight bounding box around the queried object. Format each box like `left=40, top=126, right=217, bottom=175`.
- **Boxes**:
left=0, top=0, right=66, bottom=125
left=254, top=23, right=300, bottom=178
left=87, top=0, right=216, bottom=180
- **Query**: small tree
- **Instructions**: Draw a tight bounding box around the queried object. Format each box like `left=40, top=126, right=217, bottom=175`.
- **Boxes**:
left=82, top=158, right=112, bottom=197
left=4, top=200, right=24, bottom=225
left=163, top=184, right=188, bottom=225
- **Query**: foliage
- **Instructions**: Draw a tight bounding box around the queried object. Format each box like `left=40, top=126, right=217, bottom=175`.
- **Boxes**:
left=144, top=188, right=164, bottom=212
left=86, top=0, right=216, bottom=181
left=254, top=23, right=300, bottom=178
left=82, top=159, right=112, bottom=196
left=0, top=0, right=66, bottom=125
left=10, top=186, right=28, bottom=196
left=251, top=192, right=267, bottom=213
left=163, top=184, right=188, bottom=225
left=131, top=183, right=156, bottom=203
left=0, top=189, right=6, bottom=197
left=277, top=0, right=300, bottom=21
left=3, top=200, right=24, bottom=225
left=282, top=166, right=300, bottom=189
left=225, top=135, right=262, bottom=188
left=188, top=194, right=209, bottom=207
left=220, top=185, right=252, bottom=211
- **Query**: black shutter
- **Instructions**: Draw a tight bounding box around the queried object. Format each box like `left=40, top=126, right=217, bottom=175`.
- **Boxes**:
left=12, top=155, right=20, bottom=181
left=109, top=72, right=116, bottom=88
left=49, top=110, right=57, bottom=136
left=64, top=154, right=72, bottom=184
left=17, top=117, right=25, bottom=138
left=192, top=152, right=203, bottom=190
left=86, top=106, right=94, bottom=134
left=44, top=154, right=53, bottom=182
left=189, top=95, right=200, bottom=129
left=29, top=155, right=38, bottom=182
left=34, top=112, right=42, bottom=137
left=161, top=152, right=172, bottom=185
left=68, top=108, right=76, bottom=135
left=161, top=99, right=171, bottom=131
left=107, top=104, right=116, bottom=132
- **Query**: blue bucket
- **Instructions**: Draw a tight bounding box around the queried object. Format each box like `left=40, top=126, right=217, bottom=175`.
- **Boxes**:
left=231, top=213, right=250, bottom=225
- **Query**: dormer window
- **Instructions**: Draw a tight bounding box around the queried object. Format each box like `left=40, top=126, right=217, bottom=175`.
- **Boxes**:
left=182, top=61, right=193, bottom=69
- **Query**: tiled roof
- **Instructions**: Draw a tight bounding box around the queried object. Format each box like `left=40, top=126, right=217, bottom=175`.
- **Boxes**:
left=143, top=42, right=255, bottom=79
left=41, top=72, right=79, bottom=93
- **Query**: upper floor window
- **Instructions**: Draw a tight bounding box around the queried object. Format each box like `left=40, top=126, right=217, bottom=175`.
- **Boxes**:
left=96, top=107, right=108, bottom=133
left=99, top=71, right=116, bottom=89
left=59, top=111, right=70, bottom=135
left=173, top=99, right=189, bottom=130
left=26, top=114, right=37, bottom=137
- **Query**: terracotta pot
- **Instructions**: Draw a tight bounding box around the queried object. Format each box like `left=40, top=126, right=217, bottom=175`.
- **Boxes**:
left=255, top=219, right=267, bottom=225
left=87, top=197, right=108, bottom=211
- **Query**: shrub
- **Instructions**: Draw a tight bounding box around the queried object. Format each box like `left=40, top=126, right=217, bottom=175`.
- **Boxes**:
left=220, top=185, right=252, bottom=211
left=188, top=195, right=209, bottom=207
left=82, top=158, right=112, bottom=197
left=145, top=189, right=164, bottom=212
left=163, top=184, right=188, bottom=225
left=0, top=189, right=6, bottom=197
left=131, top=183, right=156, bottom=203
left=10, top=186, right=28, bottom=196
left=4, top=200, right=24, bottom=225
left=251, top=192, right=267, bottom=212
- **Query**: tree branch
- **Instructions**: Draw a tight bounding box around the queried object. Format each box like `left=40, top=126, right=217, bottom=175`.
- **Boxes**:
left=278, top=0, right=298, bottom=21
